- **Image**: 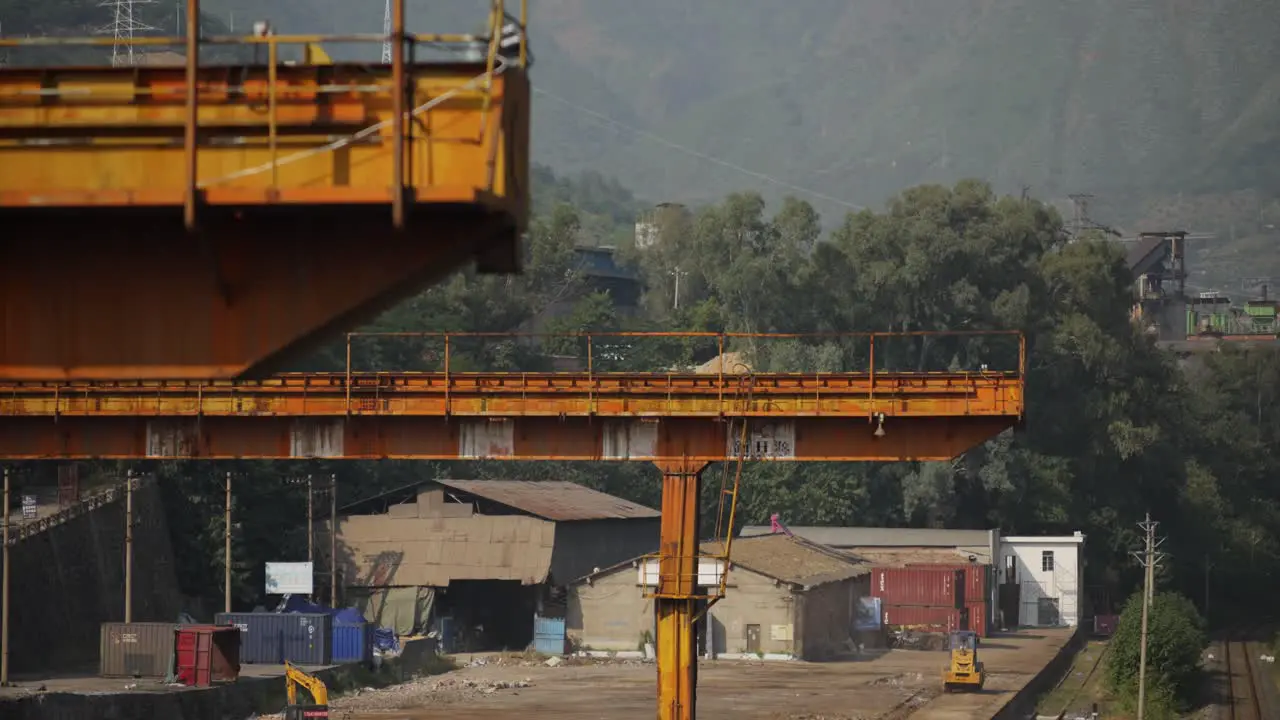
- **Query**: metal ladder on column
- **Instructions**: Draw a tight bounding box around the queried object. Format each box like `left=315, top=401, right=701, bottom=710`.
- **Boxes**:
left=708, top=371, right=756, bottom=601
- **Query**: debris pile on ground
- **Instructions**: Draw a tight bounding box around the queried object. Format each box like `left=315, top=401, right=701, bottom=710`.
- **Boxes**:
left=326, top=673, right=535, bottom=712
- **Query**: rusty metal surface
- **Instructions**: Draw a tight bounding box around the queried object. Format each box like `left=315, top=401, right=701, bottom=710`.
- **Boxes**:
left=0, top=9, right=530, bottom=220
left=0, top=215, right=516, bottom=381
left=433, top=479, right=660, bottom=522
left=0, top=5, right=530, bottom=382
left=0, top=415, right=1018, bottom=462
left=0, top=330, right=1026, bottom=460
left=0, top=371, right=1022, bottom=418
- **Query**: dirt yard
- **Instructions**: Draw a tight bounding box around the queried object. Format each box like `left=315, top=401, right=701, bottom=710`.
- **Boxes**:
left=326, top=628, right=1074, bottom=720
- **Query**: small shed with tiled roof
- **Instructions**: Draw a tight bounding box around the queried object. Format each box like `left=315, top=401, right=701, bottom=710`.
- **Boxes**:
left=567, top=533, right=871, bottom=660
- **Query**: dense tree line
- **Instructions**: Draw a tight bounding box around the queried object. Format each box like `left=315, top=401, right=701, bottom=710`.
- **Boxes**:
left=14, top=167, right=1275, bottom=619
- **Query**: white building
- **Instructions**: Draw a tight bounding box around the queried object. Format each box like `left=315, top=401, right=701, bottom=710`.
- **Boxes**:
left=998, top=532, right=1085, bottom=628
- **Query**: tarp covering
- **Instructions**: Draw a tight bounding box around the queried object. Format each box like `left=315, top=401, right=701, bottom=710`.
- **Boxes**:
left=348, top=587, right=435, bottom=636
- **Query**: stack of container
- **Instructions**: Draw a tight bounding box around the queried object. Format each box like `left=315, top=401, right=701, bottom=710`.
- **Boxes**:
left=905, top=562, right=993, bottom=637
left=871, top=567, right=971, bottom=635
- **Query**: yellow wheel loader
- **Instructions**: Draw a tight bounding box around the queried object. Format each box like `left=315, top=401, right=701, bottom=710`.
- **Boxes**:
left=942, top=630, right=985, bottom=692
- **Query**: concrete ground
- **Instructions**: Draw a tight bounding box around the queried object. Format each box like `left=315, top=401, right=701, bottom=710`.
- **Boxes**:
left=333, top=628, right=1074, bottom=720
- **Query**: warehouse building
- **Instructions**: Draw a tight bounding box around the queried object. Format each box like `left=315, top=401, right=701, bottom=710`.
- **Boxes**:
left=567, top=534, right=870, bottom=660
left=336, top=479, right=660, bottom=651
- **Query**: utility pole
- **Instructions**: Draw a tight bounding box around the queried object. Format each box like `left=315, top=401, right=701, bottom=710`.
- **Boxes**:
left=306, top=475, right=314, bottom=602
left=1131, top=513, right=1166, bottom=720
left=380, top=0, right=392, bottom=63
left=1204, top=554, right=1212, bottom=625
left=306, top=475, right=314, bottom=565
left=224, top=471, right=232, bottom=613
left=2, top=467, right=10, bottom=686
left=329, top=474, right=337, bottom=607
left=669, top=266, right=688, bottom=311
left=124, top=470, right=135, bottom=623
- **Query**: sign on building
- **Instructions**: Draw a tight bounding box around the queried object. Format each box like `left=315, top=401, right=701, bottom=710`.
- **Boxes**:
left=21, top=495, right=37, bottom=521
left=637, top=558, right=725, bottom=588
left=265, top=562, right=314, bottom=595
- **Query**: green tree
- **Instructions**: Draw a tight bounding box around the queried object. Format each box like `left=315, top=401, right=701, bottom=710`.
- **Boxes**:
left=1106, top=591, right=1207, bottom=717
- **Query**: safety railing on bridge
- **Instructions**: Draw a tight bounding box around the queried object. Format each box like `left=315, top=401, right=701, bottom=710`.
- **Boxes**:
left=338, top=328, right=1025, bottom=389
left=0, top=0, right=529, bottom=229
left=0, top=330, right=1025, bottom=419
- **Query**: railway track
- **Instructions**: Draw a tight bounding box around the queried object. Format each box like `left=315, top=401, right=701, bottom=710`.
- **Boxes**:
left=1223, top=634, right=1266, bottom=720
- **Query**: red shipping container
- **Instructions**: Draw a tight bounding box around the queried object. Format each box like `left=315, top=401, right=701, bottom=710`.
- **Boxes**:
left=906, top=563, right=991, bottom=607
left=881, top=604, right=965, bottom=632
left=871, top=567, right=964, bottom=607
left=175, top=625, right=241, bottom=687
left=965, top=601, right=989, bottom=637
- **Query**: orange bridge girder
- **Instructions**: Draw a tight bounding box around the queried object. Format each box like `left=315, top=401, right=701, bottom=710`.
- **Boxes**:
left=0, top=360, right=1024, bottom=720
left=0, top=370, right=1024, bottom=460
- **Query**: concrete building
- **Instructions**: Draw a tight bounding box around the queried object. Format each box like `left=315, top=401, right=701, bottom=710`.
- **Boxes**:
left=568, top=534, right=870, bottom=660
left=336, top=479, right=660, bottom=649
left=998, top=532, right=1086, bottom=628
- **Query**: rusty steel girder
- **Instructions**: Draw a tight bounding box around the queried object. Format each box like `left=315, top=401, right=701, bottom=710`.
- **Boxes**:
left=0, top=366, right=1023, bottom=460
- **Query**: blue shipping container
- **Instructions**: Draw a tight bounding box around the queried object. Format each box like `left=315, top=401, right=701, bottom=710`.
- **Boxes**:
left=215, top=612, right=332, bottom=665
left=332, top=622, right=373, bottom=664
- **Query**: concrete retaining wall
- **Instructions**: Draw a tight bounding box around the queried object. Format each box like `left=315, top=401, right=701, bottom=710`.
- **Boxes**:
left=991, top=626, right=1088, bottom=719
left=1, top=481, right=182, bottom=674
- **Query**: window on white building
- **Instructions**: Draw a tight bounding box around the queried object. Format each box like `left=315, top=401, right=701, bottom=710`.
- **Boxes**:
left=1041, top=550, right=1055, bottom=572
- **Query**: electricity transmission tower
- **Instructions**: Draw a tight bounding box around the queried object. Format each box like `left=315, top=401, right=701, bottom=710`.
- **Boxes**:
left=1066, top=192, right=1122, bottom=241
left=99, top=0, right=156, bottom=67
left=1131, top=514, right=1166, bottom=720
left=381, top=0, right=392, bottom=63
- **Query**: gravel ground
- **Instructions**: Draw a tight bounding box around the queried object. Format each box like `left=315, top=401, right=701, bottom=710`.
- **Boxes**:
left=253, top=629, right=1074, bottom=720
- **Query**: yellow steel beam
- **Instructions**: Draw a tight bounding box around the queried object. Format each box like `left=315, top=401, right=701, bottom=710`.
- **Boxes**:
left=0, top=64, right=526, bottom=211
left=0, top=371, right=1022, bottom=418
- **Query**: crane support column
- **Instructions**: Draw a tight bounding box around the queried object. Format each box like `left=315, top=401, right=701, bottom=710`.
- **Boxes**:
left=654, top=459, right=707, bottom=720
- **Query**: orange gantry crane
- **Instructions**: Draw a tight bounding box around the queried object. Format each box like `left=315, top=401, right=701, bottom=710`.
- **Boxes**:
left=0, top=330, right=1026, bottom=720
left=0, top=1, right=529, bottom=381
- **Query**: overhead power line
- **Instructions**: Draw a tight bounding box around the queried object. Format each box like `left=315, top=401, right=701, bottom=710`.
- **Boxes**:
left=531, top=86, right=866, bottom=212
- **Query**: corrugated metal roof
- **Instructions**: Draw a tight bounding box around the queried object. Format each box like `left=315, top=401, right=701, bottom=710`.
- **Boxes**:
left=702, top=534, right=869, bottom=588
left=740, top=525, right=994, bottom=549
left=432, top=479, right=659, bottom=522
left=1127, top=235, right=1168, bottom=273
